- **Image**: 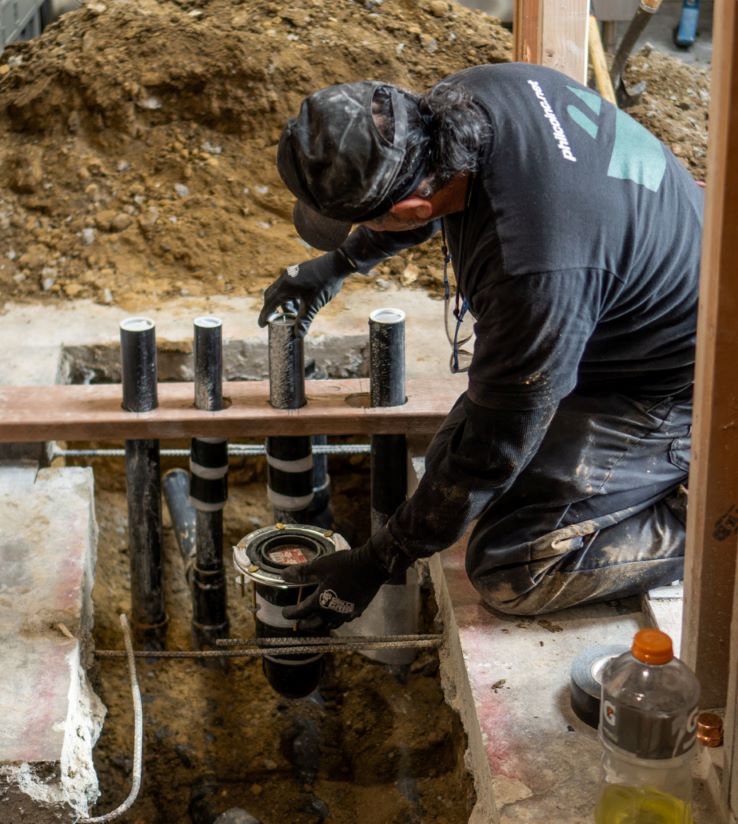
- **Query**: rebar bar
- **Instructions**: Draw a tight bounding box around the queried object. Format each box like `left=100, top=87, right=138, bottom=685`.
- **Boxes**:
left=79, top=615, right=143, bottom=823
left=95, top=634, right=443, bottom=660
left=215, top=633, right=440, bottom=647
left=51, top=443, right=372, bottom=459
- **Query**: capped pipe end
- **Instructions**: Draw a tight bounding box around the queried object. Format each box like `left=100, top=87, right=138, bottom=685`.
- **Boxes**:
left=369, top=307, right=406, bottom=325
left=268, top=309, right=299, bottom=327
left=194, top=315, right=223, bottom=329
left=120, top=316, right=155, bottom=333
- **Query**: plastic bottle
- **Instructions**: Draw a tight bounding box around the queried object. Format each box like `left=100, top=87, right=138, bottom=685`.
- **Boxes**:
left=594, top=628, right=700, bottom=824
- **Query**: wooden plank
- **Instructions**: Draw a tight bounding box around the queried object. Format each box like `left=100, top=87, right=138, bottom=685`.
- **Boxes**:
left=514, top=0, right=590, bottom=84
left=681, top=0, right=738, bottom=712
left=0, top=379, right=460, bottom=442
left=588, top=14, right=617, bottom=104
left=514, top=0, right=542, bottom=65
left=719, top=7, right=738, bottom=806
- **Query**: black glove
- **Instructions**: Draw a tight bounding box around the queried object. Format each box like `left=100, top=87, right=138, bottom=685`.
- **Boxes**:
left=258, top=250, right=355, bottom=338
left=281, top=539, right=410, bottom=631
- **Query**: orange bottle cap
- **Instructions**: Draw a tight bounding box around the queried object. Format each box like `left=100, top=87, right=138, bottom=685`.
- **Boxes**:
left=631, top=628, right=673, bottom=665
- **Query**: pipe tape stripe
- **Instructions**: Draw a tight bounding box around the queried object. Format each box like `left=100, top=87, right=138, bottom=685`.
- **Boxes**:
left=255, top=593, right=297, bottom=629
left=313, top=478, right=330, bottom=494
left=266, top=453, right=314, bottom=473
left=189, top=496, right=226, bottom=512
left=190, top=460, right=229, bottom=480
left=267, top=488, right=314, bottom=511
left=264, top=653, right=323, bottom=666
left=191, top=439, right=228, bottom=467
left=267, top=466, right=313, bottom=496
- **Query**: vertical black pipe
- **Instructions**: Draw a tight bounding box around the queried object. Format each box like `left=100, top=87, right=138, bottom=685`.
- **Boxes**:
left=189, top=316, right=229, bottom=649
left=304, top=434, right=333, bottom=529
left=121, top=316, right=167, bottom=649
left=266, top=313, right=314, bottom=523
left=369, top=308, right=407, bottom=582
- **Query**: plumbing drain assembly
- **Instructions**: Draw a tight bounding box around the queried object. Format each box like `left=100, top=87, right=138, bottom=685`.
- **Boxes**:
left=233, top=524, right=349, bottom=698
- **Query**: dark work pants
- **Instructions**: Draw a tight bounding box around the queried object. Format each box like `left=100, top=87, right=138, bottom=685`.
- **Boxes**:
left=466, top=392, right=691, bottom=615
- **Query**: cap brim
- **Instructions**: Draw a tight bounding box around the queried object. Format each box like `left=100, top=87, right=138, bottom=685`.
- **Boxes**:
left=293, top=201, right=351, bottom=251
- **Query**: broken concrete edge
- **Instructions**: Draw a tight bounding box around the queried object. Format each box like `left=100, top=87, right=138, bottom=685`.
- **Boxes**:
left=0, top=466, right=106, bottom=818
left=0, top=646, right=106, bottom=816
left=405, top=447, right=498, bottom=822
left=428, top=549, right=499, bottom=824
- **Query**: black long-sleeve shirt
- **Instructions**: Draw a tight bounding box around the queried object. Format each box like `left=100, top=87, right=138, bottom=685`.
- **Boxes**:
left=340, top=63, right=703, bottom=565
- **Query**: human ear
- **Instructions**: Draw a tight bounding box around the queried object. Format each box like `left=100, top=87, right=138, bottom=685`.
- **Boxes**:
left=389, top=197, right=434, bottom=221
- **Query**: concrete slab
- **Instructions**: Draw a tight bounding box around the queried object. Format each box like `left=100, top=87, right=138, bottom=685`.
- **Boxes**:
left=0, top=291, right=468, bottom=389
left=0, top=466, right=104, bottom=818
left=431, top=541, right=720, bottom=823
left=643, top=583, right=685, bottom=654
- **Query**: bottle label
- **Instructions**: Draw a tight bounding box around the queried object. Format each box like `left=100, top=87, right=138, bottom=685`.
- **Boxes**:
left=600, top=692, right=699, bottom=759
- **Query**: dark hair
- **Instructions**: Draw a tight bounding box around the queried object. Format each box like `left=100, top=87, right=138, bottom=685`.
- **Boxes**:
left=416, top=82, right=489, bottom=193
left=378, top=82, right=488, bottom=201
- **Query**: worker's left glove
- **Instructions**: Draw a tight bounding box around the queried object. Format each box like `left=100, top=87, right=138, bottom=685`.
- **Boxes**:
left=281, top=538, right=410, bottom=632
left=257, top=250, right=355, bottom=338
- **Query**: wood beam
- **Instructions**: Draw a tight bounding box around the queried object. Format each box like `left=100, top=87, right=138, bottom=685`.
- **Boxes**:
left=0, top=379, right=459, bottom=442
left=514, top=0, right=590, bottom=84
left=681, top=0, right=738, bottom=710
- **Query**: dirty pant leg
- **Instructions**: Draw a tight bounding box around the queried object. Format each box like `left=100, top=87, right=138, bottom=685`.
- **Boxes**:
left=466, top=392, right=692, bottom=616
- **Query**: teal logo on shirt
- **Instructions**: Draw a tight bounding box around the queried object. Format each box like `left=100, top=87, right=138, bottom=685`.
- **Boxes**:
left=565, top=86, right=666, bottom=192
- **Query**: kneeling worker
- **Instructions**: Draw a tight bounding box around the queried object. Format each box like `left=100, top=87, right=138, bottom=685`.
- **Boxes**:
left=258, top=63, right=702, bottom=629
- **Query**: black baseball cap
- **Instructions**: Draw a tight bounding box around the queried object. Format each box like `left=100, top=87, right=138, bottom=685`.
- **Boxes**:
left=277, top=81, right=430, bottom=251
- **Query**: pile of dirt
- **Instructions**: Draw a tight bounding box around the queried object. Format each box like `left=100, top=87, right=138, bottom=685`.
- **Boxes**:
left=0, top=0, right=511, bottom=307
left=0, top=2, right=711, bottom=310
left=625, top=44, right=710, bottom=180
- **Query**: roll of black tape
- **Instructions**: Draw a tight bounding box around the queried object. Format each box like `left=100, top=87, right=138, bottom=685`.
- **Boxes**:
left=570, top=644, right=629, bottom=729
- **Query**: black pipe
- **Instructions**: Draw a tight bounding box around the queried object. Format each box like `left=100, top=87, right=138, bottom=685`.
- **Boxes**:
left=369, top=308, right=408, bottom=583
left=120, top=317, right=167, bottom=649
left=190, top=316, right=229, bottom=648
left=266, top=313, right=314, bottom=524
left=304, top=434, right=333, bottom=529
left=234, top=525, right=336, bottom=698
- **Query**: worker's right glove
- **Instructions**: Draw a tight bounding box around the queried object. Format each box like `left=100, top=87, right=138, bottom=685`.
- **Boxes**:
left=280, top=534, right=412, bottom=632
left=258, top=250, right=355, bottom=338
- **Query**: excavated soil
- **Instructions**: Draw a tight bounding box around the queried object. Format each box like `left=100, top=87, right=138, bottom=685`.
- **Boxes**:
left=0, top=1, right=710, bottom=310
left=80, top=450, right=474, bottom=824
left=0, top=0, right=512, bottom=307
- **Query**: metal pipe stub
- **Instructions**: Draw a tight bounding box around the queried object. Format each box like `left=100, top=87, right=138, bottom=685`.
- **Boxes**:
left=369, top=307, right=406, bottom=408
left=233, top=524, right=344, bottom=698
left=268, top=311, right=305, bottom=410
left=369, top=308, right=408, bottom=544
left=266, top=312, right=313, bottom=523
left=120, top=317, right=167, bottom=648
left=363, top=308, right=419, bottom=666
left=190, top=316, right=229, bottom=648
left=121, top=316, right=158, bottom=413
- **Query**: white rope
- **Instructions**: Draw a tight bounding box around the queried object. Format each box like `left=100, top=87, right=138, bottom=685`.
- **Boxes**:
left=79, top=615, right=143, bottom=823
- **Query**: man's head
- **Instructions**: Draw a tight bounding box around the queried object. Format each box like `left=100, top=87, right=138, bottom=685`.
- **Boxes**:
left=278, top=78, right=488, bottom=249
left=277, top=81, right=430, bottom=250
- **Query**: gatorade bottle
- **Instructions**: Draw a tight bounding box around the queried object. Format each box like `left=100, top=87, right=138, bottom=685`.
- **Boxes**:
left=595, top=628, right=700, bottom=824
